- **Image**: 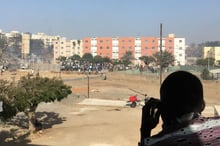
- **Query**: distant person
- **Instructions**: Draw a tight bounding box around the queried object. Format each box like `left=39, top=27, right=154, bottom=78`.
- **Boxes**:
left=144, top=94, right=150, bottom=103
left=103, top=74, right=107, bottom=80
left=129, top=94, right=139, bottom=108
left=129, top=95, right=138, bottom=102
left=139, top=71, right=220, bottom=146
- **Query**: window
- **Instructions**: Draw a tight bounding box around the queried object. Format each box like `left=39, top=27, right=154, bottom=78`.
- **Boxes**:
left=107, top=46, right=110, bottom=49
left=179, top=40, right=182, bottom=43
left=152, top=40, right=155, bottom=43
left=145, top=47, right=148, bottom=50
left=179, top=47, right=182, bottom=50
left=100, top=40, right=103, bottom=43
left=145, top=40, right=148, bottom=43
left=100, top=46, right=103, bottom=49
left=169, top=47, right=172, bottom=50
left=152, top=47, right=155, bottom=50
left=169, top=40, right=172, bottom=43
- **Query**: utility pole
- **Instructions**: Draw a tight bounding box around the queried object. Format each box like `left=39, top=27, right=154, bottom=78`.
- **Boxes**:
left=159, top=23, right=163, bottom=85
left=87, top=74, right=90, bottom=98
left=208, top=56, right=210, bottom=70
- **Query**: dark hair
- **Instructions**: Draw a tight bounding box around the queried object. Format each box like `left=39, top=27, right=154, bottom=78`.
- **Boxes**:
left=160, top=71, right=205, bottom=120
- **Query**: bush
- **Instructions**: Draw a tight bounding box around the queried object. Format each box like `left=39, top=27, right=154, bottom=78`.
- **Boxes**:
left=201, top=68, right=211, bottom=80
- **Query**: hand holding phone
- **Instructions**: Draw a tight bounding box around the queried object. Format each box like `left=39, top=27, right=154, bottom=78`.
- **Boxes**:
left=140, top=97, right=161, bottom=139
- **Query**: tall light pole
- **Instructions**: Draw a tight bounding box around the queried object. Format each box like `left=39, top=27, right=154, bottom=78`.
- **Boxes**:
left=159, top=23, right=163, bottom=85
left=87, top=73, right=90, bottom=98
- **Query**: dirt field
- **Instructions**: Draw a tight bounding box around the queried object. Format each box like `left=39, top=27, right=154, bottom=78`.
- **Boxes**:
left=1, top=70, right=220, bottom=146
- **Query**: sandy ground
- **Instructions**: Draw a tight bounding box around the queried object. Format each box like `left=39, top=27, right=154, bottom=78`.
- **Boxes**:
left=1, top=70, right=220, bottom=146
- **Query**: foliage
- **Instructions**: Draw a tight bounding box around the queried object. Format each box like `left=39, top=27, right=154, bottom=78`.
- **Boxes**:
left=93, top=55, right=103, bottom=63
left=121, top=51, right=134, bottom=66
left=205, top=41, right=220, bottom=47
left=0, top=74, right=72, bottom=123
left=186, top=41, right=220, bottom=58
left=196, top=57, right=215, bottom=66
left=139, top=56, right=154, bottom=65
left=82, top=53, right=93, bottom=62
left=111, top=59, right=119, bottom=65
left=17, top=74, right=72, bottom=107
left=103, top=56, right=111, bottom=63
left=0, top=80, right=17, bottom=120
left=70, top=54, right=81, bottom=61
left=56, top=56, right=67, bottom=64
left=201, top=68, right=211, bottom=80
left=152, top=51, right=175, bottom=68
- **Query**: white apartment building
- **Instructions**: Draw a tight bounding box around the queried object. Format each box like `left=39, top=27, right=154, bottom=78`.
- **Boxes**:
left=91, top=38, right=97, bottom=57
left=112, top=38, right=119, bottom=60
left=174, top=38, right=186, bottom=65
left=134, top=38, right=142, bottom=65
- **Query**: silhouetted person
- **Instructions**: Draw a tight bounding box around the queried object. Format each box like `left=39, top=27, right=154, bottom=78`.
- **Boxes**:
left=139, top=70, right=220, bottom=146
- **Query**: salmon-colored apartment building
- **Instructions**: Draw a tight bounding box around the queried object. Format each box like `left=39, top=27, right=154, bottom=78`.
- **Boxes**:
left=82, top=34, right=185, bottom=65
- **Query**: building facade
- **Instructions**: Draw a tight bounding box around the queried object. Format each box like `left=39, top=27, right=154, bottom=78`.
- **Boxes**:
left=82, top=34, right=186, bottom=65
left=53, top=37, right=83, bottom=63
left=31, top=33, right=59, bottom=48
left=204, top=46, right=220, bottom=65
left=174, top=37, right=186, bottom=65
left=21, top=33, right=31, bottom=59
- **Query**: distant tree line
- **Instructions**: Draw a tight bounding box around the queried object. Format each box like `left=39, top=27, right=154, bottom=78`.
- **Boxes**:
left=56, top=50, right=175, bottom=73
left=186, top=41, right=220, bottom=58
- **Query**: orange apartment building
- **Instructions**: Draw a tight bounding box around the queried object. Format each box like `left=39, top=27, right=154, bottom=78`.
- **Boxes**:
left=82, top=34, right=184, bottom=65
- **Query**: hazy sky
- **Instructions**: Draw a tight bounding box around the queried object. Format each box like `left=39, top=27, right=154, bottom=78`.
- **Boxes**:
left=1, top=0, right=220, bottom=44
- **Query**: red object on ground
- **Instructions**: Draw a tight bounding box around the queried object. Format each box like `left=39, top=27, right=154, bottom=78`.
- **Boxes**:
left=129, top=95, right=137, bottom=102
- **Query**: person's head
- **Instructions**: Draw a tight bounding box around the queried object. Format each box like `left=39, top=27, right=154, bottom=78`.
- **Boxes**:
left=160, top=71, right=205, bottom=123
